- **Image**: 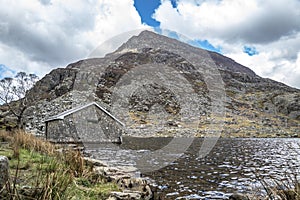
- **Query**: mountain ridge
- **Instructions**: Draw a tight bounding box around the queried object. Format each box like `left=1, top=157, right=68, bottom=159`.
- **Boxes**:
left=1, top=30, right=299, bottom=137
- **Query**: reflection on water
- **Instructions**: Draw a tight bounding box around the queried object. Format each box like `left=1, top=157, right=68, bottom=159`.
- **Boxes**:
left=85, top=138, right=300, bottom=199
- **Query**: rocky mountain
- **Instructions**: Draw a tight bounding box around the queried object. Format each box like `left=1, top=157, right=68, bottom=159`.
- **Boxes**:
left=3, top=30, right=300, bottom=137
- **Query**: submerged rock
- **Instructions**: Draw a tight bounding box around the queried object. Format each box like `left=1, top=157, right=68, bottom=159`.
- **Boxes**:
left=85, top=157, right=153, bottom=200
left=229, top=193, right=250, bottom=200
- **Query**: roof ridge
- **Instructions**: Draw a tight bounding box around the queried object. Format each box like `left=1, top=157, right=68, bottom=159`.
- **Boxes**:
left=45, top=102, right=125, bottom=126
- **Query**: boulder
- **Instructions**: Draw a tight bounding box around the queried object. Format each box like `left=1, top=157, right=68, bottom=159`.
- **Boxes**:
left=109, top=191, right=141, bottom=200
left=229, top=193, right=249, bottom=200
left=0, top=156, right=9, bottom=189
left=116, top=178, right=153, bottom=200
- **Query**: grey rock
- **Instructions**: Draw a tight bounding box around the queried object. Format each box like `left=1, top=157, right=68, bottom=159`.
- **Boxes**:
left=109, top=191, right=141, bottom=200
left=0, top=156, right=9, bottom=189
left=229, top=193, right=249, bottom=200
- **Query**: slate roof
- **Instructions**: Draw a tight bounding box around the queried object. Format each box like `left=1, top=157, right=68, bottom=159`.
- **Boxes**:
left=45, top=102, right=125, bottom=126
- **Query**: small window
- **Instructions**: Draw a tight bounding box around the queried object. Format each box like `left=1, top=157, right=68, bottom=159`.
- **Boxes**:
left=87, top=119, right=99, bottom=123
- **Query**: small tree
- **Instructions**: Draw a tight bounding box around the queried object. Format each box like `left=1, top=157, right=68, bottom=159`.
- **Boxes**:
left=0, top=72, right=39, bottom=128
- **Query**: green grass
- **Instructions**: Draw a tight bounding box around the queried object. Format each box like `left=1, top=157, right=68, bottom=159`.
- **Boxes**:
left=0, top=130, right=119, bottom=200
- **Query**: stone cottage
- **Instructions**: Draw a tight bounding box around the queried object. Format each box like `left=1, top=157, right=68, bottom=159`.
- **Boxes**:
left=45, top=102, right=124, bottom=143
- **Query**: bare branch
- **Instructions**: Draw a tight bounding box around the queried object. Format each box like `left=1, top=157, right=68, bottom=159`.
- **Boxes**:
left=0, top=72, right=39, bottom=128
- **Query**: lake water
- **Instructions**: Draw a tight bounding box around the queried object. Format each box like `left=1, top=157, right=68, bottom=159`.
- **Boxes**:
left=84, top=137, right=300, bottom=199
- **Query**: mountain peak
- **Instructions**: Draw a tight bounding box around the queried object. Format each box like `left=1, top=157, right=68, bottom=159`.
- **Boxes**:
left=113, top=30, right=257, bottom=77
left=113, top=30, right=206, bottom=56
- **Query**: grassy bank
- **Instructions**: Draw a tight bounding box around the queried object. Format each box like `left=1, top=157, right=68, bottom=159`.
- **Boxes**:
left=0, top=130, right=119, bottom=200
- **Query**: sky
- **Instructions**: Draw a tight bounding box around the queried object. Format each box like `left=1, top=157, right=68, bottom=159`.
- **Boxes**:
left=0, top=0, right=299, bottom=89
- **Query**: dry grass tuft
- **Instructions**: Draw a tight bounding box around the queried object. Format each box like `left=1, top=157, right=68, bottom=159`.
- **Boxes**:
left=13, top=130, right=56, bottom=155
left=64, top=149, right=85, bottom=177
left=0, top=130, right=13, bottom=142
left=260, top=176, right=300, bottom=200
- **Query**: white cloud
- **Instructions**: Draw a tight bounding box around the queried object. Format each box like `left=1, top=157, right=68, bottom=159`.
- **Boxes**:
left=155, top=0, right=300, bottom=43
left=154, top=0, right=300, bottom=88
left=0, top=0, right=147, bottom=77
left=0, top=42, right=53, bottom=76
left=224, top=32, right=300, bottom=88
left=155, top=0, right=258, bottom=41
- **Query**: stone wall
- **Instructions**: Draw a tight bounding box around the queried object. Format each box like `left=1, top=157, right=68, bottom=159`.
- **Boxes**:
left=46, top=119, right=78, bottom=142
left=46, top=104, right=123, bottom=143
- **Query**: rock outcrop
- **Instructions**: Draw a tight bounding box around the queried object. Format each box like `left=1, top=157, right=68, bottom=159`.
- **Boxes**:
left=84, top=157, right=153, bottom=200
left=0, top=156, right=9, bottom=190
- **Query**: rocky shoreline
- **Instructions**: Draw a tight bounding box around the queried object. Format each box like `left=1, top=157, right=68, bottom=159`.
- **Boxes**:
left=2, top=133, right=299, bottom=199
left=84, top=157, right=154, bottom=200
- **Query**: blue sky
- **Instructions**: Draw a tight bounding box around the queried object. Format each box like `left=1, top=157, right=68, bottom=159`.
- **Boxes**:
left=134, top=0, right=161, bottom=27
left=0, top=64, right=15, bottom=79
left=0, top=0, right=299, bottom=88
left=133, top=0, right=222, bottom=53
left=243, top=46, right=259, bottom=56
